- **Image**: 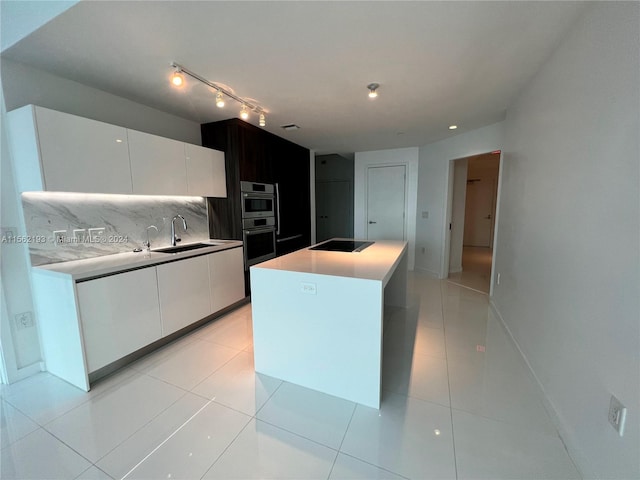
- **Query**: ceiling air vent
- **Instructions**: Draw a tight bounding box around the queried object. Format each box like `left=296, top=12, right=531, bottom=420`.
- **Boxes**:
left=280, top=124, right=300, bottom=131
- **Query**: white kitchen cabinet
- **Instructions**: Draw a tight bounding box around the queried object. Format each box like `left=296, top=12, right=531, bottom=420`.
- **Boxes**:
left=129, top=129, right=188, bottom=195
left=76, top=268, right=162, bottom=372
left=185, top=143, right=227, bottom=197
left=6, top=105, right=132, bottom=193
left=209, top=247, right=245, bottom=312
left=156, top=255, right=212, bottom=335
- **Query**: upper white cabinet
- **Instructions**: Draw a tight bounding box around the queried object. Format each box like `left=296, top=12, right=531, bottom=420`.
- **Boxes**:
left=185, top=143, right=227, bottom=197
left=7, top=105, right=227, bottom=197
left=128, top=130, right=188, bottom=196
left=7, top=105, right=132, bottom=194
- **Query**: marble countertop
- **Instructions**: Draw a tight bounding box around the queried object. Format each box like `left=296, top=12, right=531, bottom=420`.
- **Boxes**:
left=33, top=240, right=243, bottom=281
left=251, top=239, right=407, bottom=284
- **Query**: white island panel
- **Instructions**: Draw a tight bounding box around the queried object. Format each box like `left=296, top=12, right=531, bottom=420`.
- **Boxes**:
left=251, top=268, right=383, bottom=408
left=250, top=240, right=408, bottom=408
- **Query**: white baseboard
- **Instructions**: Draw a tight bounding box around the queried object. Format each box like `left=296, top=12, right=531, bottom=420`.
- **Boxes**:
left=489, top=299, right=593, bottom=480
left=8, top=361, right=44, bottom=384
left=413, top=266, right=440, bottom=278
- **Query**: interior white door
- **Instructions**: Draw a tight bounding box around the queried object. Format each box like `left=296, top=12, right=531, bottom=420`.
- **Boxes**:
left=366, top=165, right=406, bottom=241
left=316, top=180, right=352, bottom=242
left=463, top=179, right=496, bottom=247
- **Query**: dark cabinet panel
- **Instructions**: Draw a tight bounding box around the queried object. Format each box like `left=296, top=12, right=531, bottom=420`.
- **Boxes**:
left=200, top=119, right=311, bottom=255
left=271, top=137, right=311, bottom=255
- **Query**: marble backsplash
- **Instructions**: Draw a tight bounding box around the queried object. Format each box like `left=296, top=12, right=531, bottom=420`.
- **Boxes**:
left=22, top=192, right=209, bottom=266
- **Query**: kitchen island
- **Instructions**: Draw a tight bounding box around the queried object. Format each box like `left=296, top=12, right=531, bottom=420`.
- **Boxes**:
left=250, top=239, right=408, bottom=408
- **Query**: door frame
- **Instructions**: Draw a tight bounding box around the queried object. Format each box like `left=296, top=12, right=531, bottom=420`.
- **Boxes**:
left=442, top=151, right=504, bottom=296
left=365, top=164, right=408, bottom=241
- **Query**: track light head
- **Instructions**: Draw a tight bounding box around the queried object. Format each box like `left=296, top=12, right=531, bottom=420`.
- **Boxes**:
left=367, top=83, right=379, bottom=98
left=259, top=112, right=266, bottom=127
left=170, top=68, right=185, bottom=88
left=240, top=105, right=249, bottom=120
left=215, top=90, right=225, bottom=108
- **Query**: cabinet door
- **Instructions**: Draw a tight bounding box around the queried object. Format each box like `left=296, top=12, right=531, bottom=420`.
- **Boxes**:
left=129, top=129, right=188, bottom=195
left=77, top=268, right=161, bottom=372
left=208, top=248, right=245, bottom=312
left=185, top=143, right=227, bottom=197
left=272, top=138, right=312, bottom=255
left=157, top=256, right=212, bottom=336
left=35, top=106, right=132, bottom=193
left=238, top=124, right=274, bottom=183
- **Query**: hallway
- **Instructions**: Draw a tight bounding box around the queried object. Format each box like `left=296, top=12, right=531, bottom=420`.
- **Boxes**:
left=448, top=246, right=493, bottom=294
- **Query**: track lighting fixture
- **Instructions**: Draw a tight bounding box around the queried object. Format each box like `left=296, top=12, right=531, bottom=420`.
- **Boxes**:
left=215, top=90, right=225, bottom=108
left=169, top=62, right=267, bottom=126
left=367, top=83, right=379, bottom=98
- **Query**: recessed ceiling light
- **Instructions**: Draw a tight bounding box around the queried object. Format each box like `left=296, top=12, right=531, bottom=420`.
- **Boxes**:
left=281, top=124, right=300, bottom=131
left=449, top=125, right=458, bottom=130
left=367, top=83, right=380, bottom=98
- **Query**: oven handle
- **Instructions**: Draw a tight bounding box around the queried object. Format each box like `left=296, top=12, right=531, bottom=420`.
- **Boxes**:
left=276, top=234, right=303, bottom=243
left=275, top=182, right=281, bottom=236
left=244, top=227, right=276, bottom=236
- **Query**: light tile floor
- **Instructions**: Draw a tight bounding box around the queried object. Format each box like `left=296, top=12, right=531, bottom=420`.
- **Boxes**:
left=448, top=246, right=493, bottom=294
left=0, top=272, right=581, bottom=480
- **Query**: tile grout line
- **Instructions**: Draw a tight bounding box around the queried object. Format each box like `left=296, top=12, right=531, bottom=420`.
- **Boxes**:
left=325, top=402, right=357, bottom=479
left=198, top=379, right=284, bottom=480
left=119, top=397, right=216, bottom=480
left=440, top=279, right=459, bottom=480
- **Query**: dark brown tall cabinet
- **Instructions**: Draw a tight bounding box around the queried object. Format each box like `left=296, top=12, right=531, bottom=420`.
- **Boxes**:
left=201, top=118, right=311, bottom=256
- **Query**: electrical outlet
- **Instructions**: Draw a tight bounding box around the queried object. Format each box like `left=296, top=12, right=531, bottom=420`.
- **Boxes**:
left=421, top=211, right=429, bottom=219
left=73, top=229, right=87, bottom=242
left=608, top=395, right=627, bottom=436
left=53, top=230, right=67, bottom=246
left=14, top=312, right=34, bottom=330
left=301, top=282, right=317, bottom=295
left=88, top=227, right=105, bottom=242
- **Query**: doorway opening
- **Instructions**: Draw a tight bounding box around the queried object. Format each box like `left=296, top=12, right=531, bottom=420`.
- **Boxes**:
left=446, top=151, right=501, bottom=294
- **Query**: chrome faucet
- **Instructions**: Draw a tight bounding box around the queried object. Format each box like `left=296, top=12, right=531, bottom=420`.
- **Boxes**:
left=171, top=214, right=187, bottom=246
left=145, top=225, right=158, bottom=252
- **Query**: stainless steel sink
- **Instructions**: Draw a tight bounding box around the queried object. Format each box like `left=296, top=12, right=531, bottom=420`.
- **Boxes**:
left=154, top=242, right=213, bottom=254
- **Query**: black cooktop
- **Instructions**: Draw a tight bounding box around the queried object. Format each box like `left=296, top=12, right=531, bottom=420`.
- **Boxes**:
left=309, top=240, right=374, bottom=252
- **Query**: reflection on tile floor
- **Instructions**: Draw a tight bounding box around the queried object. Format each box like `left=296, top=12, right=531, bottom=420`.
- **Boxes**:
left=0, top=273, right=581, bottom=480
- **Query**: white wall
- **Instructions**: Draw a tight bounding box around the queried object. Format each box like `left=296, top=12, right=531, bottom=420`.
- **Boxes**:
left=1, top=59, right=200, bottom=144
left=354, top=147, right=418, bottom=270
left=0, top=60, right=201, bottom=383
left=492, top=3, right=639, bottom=478
left=416, top=122, right=504, bottom=277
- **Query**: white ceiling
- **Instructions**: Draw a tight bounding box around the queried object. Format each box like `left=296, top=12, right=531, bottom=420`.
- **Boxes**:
left=1, top=1, right=587, bottom=154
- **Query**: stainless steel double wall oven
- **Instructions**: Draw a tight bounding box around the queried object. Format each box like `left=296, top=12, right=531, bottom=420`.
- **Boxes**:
left=240, top=181, right=277, bottom=268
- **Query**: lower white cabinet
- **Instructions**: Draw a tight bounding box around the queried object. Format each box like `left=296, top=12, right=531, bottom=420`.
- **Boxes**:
left=76, top=268, right=162, bottom=372
left=156, top=255, right=212, bottom=336
left=32, top=246, right=245, bottom=391
left=209, top=247, right=245, bottom=312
